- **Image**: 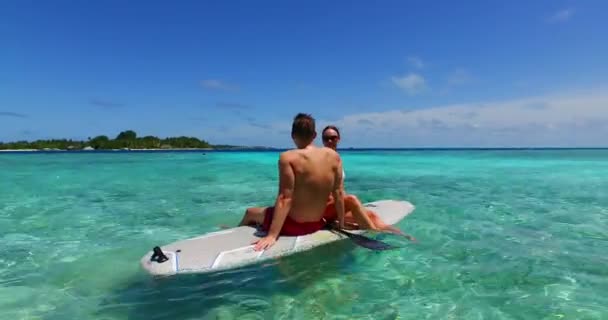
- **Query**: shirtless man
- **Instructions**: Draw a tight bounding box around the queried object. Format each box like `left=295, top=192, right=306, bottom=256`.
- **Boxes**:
left=237, top=113, right=346, bottom=251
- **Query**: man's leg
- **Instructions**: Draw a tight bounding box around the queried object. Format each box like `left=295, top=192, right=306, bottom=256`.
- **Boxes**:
left=238, top=206, right=267, bottom=227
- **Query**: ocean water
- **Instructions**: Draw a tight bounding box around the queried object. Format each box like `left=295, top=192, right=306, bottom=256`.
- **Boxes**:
left=1, top=149, right=607, bottom=320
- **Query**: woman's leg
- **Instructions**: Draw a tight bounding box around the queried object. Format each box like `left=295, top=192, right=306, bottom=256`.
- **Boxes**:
left=343, top=194, right=378, bottom=230
left=344, top=195, right=417, bottom=241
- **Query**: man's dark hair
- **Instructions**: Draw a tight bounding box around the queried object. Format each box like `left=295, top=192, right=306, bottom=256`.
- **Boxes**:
left=291, top=113, right=316, bottom=140
left=322, top=125, right=340, bottom=138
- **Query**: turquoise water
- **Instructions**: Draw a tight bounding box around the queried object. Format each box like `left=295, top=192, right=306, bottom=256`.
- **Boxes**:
left=1, top=149, right=607, bottom=319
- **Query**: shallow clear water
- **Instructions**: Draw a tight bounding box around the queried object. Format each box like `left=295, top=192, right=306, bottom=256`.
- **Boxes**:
left=1, top=149, right=607, bottom=319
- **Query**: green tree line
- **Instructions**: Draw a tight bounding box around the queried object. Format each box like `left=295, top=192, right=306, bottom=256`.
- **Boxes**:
left=0, top=130, right=215, bottom=150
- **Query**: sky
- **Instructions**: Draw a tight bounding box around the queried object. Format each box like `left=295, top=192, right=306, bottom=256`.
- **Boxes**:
left=1, top=0, right=608, bottom=148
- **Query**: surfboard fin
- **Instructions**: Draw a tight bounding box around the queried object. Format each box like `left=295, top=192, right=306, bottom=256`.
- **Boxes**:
left=150, top=246, right=169, bottom=263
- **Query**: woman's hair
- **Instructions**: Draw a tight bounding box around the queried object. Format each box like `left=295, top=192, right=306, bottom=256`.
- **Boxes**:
left=322, top=125, right=340, bottom=137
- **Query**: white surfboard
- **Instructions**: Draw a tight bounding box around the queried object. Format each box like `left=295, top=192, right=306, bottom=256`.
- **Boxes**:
left=140, top=199, right=415, bottom=276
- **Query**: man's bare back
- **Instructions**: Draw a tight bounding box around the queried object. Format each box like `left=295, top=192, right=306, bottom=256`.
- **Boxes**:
left=283, top=146, right=343, bottom=223
left=237, top=113, right=346, bottom=251
left=246, top=145, right=344, bottom=250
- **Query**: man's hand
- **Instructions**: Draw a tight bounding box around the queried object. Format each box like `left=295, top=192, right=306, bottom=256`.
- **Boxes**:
left=252, top=235, right=277, bottom=251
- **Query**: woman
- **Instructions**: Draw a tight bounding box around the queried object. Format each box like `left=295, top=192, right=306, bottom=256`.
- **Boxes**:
left=321, top=125, right=414, bottom=239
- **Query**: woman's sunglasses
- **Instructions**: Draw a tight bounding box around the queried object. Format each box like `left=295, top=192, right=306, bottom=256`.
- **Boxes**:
left=322, top=135, right=339, bottom=142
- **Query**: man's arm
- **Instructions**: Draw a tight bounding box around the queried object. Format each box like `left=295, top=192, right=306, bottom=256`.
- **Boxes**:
left=267, top=152, right=295, bottom=237
left=331, top=152, right=346, bottom=229
left=253, top=152, right=295, bottom=250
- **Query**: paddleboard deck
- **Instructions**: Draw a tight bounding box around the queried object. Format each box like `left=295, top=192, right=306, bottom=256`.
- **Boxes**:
left=140, top=199, right=415, bottom=276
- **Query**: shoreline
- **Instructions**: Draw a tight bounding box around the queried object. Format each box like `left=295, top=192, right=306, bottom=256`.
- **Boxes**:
left=0, top=147, right=279, bottom=152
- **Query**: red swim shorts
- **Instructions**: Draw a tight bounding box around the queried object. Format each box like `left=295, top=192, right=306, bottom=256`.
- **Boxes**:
left=322, top=203, right=338, bottom=221
left=261, top=207, right=326, bottom=236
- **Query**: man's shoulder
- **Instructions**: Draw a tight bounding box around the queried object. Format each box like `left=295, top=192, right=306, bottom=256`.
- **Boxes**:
left=311, top=146, right=340, bottom=160
left=323, top=147, right=341, bottom=160
left=279, top=149, right=299, bottom=163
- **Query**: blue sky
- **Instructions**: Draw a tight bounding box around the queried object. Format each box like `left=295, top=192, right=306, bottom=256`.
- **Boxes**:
left=1, top=0, right=607, bottom=147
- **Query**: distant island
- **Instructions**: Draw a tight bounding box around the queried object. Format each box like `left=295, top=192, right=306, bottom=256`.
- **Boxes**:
left=0, top=130, right=276, bottom=151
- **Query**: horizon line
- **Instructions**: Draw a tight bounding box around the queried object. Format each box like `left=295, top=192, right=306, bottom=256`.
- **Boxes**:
left=2, top=146, right=608, bottom=154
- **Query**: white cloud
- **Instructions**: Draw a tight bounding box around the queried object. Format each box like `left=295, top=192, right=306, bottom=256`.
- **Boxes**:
left=216, top=87, right=608, bottom=148
left=446, top=68, right=472, bottom=86
left=407, top=56, right=424, bottom=69
left=439, top=68, right=474, bottom=95
left=548, top=9, right=574, bottom=23
left=329, top=88, right=608, bottom=147
left=391, top=73, right=427, bottom=95
left=200, top=79, right=239, bottom=91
